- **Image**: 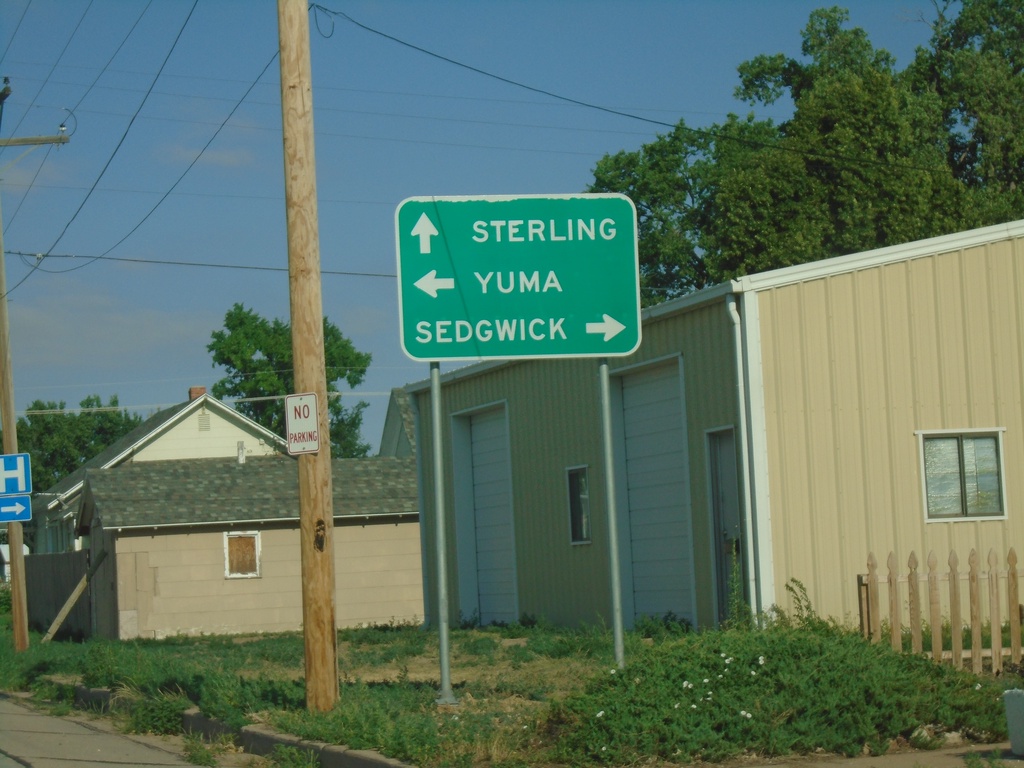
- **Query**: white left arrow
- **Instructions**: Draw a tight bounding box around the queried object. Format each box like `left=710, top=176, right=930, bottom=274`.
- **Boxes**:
left=411, top=212, right=439, bottom=254
left=415, top=270, right=455, bottom=298
left=1, top=500, right=26, bottom=516
left=586, top=314, right=627, bottom=342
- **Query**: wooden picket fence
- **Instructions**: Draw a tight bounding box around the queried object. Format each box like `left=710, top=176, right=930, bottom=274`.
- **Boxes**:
left=857, top=548, right=1022, bottom=674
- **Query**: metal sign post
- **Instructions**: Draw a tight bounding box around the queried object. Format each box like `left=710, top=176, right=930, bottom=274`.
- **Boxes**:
left=395, top=193, right=640, bottom=696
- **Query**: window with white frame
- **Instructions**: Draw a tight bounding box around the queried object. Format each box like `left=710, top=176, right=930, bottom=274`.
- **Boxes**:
left=224, top=531, right=261, bottom=578
left=567, top=466, right=591, bottom=544
left=918, top=430, right=1006, bottom=520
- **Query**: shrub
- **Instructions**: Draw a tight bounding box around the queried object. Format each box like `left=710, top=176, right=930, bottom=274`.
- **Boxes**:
left=544, top=620, right=1007, bottom=764
left=126, top=690, right=190, bottom=735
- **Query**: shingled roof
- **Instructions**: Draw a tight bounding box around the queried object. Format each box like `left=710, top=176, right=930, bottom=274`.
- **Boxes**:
left=38, top=393, right=286, bottom=512
left=79, top=454, right=418, bottom=532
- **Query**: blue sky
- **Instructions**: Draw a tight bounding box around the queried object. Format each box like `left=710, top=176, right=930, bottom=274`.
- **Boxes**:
left=0, top=0, right=936, bottom=451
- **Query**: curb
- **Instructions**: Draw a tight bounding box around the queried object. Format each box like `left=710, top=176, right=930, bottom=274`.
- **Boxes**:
left=74, top=685, right=413, bottom=768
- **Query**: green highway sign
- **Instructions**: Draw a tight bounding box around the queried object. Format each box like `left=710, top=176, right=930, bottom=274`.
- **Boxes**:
left=395, top=194, right=641, bottom=361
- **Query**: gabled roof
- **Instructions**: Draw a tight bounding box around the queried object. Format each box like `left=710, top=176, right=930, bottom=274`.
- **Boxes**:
left=378, top=388, right=416, bottom=457
left=79, top=454, right=418, bottom=532
left=37, top=394, right=286, bottom=512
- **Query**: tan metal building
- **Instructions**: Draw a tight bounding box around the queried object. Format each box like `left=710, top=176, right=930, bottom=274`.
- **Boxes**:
left=407, top=219, right=1024, bottom=629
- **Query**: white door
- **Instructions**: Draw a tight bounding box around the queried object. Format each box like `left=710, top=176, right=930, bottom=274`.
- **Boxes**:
left=622, top=362, right=695, bottom=623
left=470, top=409, right=517, bottom=625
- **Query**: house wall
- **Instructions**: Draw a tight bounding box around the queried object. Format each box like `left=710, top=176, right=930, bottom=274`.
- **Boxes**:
left=415, top=291, right=740, bottom=629
left=106, top=520, right=422, bottom=639
left=755, top=232, right=1024, bottom=623
left=134, top=410, right=279, bottom=461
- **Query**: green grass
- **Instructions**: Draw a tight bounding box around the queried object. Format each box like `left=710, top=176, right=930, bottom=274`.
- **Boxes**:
left=0, top=593, right=1014, bottom=767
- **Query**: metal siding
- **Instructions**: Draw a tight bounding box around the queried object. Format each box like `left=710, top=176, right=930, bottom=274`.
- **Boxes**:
left=416, top=300, right=740, bottom=630
left=758, top=234, right=1024, bottom=623
left=622, top=363, right=694, bottom=623
left=470, top=409, right=517, bottom=625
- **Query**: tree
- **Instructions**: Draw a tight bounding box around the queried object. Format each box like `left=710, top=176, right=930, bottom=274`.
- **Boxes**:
left=0, top=394, right=143, bottom=492
left=907, top=0, right=1024, bottom=219
left=2, top=394, right=142, bottom=548
left=590, top=3, right=1024, bottom=300
left=207, top=303, right=372, bottom=457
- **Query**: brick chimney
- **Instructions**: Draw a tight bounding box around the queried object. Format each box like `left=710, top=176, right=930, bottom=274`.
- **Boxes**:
left=188, top=386, right=207, bottom=401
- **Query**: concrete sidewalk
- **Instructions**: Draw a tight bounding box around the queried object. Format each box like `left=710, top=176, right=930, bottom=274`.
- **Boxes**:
left=0, top=692, right=200, bottom=767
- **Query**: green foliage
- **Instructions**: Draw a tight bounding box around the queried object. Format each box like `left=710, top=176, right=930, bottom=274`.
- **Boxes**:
left=544, top=602, right=1007, bottom=765
left=126, top=690, right=190, bottom=735
left=0, top=581, right=11, bottom=614
left=340, top=621, right=429, bottom=668
left=182, top=733, right=220, bottom=767
left=964, top=750, right=1012, bottom=768
left=590, top=2, right=1024, bottom=302
left=0, top=613, right=1011, bottom=768
left=633, top=612, right=692, bottom=640
left=269, top=680, right=442, bottom=766
left=267, top=744, right=319, bottom=768
left=207, top=303, right=373, bottom=457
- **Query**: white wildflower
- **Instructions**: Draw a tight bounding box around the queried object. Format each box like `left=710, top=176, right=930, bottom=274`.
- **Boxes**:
left=596, top=710, right=605, bottom=718
left=746, top=712, right=753, bottom=719
left=691, top=704, right=697, bottom=709
left=759, top=656, right=766, bottom=665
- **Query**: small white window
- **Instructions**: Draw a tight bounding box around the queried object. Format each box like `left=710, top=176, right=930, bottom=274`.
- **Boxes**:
left=225, top=531, right=261, bottom=578
left=917, top=429, right=1006, bottom=521
left=567, top=466, right=591, bottom=544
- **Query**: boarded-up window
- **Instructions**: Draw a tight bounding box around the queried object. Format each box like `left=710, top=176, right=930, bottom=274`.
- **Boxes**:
left=225, top=532, right=260, bottom=578
left=919, top=430, right=1006, bottom=520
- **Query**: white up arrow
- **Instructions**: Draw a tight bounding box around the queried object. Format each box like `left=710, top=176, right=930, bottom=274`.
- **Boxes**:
left=1, top=500, right=26, bottom=516
left=415, top=270, right=455, bottom=298
left=411, top=212, right=439, bottom=254
left=586, top=314, right=626, bottom=341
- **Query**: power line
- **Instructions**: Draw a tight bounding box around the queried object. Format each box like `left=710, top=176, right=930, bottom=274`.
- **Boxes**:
left=314, top=3, right=949, bottom=177
left=5, top=249, right=396, bottom=279
left=3, top=3, right=152, bottom=233
left=42, top=1, right=201, bottom=260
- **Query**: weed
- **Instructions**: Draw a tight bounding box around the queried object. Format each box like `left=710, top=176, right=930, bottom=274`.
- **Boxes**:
left=183, top=733, right=219, bottom=767
left=963, top=750, right=1010, bottom=768
left=267, top=744, right=319, bottom=768
left=126, top=689, right=189, bottom=735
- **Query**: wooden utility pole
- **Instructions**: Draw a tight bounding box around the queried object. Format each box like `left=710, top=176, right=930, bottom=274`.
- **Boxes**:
left=0, top=126, right=69, bottom=653
left=276, top=0, right=338, bottom=710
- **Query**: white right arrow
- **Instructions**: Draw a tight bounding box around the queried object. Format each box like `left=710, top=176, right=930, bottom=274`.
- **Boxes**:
left=415, top=270, right=455, bottom=298
left=586, top=314, right=626, bottom=341
left=1, top=500, right=26, bottom=516
left=411, top=212, right=439, bottom=254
